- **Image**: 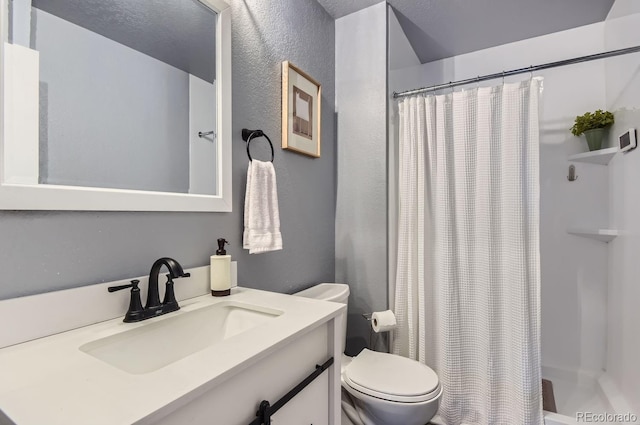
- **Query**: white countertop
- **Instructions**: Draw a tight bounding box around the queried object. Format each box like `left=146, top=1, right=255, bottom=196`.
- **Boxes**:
left=0, top=287, right=344, bottom=425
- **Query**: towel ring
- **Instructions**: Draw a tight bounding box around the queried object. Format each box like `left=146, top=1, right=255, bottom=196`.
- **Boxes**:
left=242, top=128, right=274, bottom=162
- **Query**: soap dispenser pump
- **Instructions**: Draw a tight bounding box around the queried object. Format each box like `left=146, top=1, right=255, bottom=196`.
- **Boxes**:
left=210, top=238, right=231, bottom=297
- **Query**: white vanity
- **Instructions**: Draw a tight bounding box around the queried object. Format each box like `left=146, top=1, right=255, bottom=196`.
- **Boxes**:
left=0, top=268, right=345, bottom=425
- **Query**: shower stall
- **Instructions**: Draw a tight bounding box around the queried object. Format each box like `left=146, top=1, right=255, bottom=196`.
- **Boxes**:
left=387, top=3, right=640, bottom=424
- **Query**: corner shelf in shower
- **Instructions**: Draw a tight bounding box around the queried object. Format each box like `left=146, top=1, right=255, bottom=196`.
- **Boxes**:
left=567, top=228, right=618, bottom=242
left=568, top=147, right=619, bottom=165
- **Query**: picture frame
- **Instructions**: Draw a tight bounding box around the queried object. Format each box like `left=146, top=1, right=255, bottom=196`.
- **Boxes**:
left=282, top=61, right=321, bottom=158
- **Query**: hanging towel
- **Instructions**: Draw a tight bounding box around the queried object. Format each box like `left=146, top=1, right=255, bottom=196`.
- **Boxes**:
left=243, top=160, right=283, bottom=254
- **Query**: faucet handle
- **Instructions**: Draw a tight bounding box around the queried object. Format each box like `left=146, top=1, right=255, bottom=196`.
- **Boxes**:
left=162, top=275, right=180, bottom=310
left=108, top=279, right=140, bottom=292
left=109, top=280, right=145, bottom=323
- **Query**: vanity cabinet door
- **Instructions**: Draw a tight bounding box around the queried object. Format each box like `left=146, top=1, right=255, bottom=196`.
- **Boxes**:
left=271, top=371, right=328, bottom=425
left=152, top=323, right=334, bottom=425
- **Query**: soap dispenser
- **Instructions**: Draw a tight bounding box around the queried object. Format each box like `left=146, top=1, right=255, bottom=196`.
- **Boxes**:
left=210, top=238, right=231, bottom=296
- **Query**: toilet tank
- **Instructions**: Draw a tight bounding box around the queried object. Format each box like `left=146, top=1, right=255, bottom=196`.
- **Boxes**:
left=294, top=283, right=349, bottom=354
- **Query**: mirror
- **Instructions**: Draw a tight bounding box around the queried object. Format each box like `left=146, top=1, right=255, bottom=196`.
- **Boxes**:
left=0, top=0, right=232, bottom=211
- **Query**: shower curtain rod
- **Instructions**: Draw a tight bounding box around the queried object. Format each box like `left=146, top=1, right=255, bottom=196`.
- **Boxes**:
left=393, top=45, right=640, bottom=99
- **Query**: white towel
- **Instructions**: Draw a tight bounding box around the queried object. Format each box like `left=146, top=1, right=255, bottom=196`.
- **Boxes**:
left=243, top=160, right=283, bottom=254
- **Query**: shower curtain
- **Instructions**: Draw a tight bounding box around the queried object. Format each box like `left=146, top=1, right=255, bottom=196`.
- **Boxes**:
left=393, top=79, right=543, bottom=425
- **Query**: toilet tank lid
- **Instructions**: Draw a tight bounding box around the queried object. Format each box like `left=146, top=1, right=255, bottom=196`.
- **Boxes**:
left=293, top=283, right=350, bottom=302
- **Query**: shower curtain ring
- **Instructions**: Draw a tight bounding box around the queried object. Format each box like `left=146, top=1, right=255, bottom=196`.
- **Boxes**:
left=502, top=71, right=506, bottom=85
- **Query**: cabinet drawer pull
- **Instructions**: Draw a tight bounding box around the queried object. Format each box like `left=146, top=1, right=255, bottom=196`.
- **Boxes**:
left=248, top=357, right=334, bottom=425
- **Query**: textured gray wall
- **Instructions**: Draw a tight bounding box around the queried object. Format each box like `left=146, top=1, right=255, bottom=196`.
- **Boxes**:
left=335, top=3, right=388, bottom=355
left=0, top=0, right=336, bottom=300
left=36, top=9, right=190, bottom=193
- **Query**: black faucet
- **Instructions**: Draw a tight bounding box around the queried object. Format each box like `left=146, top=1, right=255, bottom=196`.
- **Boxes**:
left=108, top=257, right=191, bottom=322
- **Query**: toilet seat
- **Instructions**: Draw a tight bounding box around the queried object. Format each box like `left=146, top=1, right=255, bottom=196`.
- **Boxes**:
left=343, top=349, right=440, bottom=403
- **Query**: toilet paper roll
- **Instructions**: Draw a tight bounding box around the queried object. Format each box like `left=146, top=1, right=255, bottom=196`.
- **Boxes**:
left=371, top=310, right=397, bottom=333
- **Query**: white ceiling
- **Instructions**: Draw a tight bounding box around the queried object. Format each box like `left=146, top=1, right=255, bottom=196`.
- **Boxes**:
left=317, top=0, right=615, bottom=63
left=32, top=0, right=217, bottom=82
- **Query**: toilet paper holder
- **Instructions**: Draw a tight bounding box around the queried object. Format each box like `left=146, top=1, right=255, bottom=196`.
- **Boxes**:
left=362, top=313, right=379, bottom=351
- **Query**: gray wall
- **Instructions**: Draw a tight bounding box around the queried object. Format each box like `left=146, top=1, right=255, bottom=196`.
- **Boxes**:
left=335, top=2, right=388, bottom=355
left=0, top=0, right=336, bottom=300
left=36, top=9, right=190, bottom=193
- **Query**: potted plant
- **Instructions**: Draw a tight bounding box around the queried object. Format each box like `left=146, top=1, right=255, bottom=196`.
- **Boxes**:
left=570, top=109, right=615, bottom=151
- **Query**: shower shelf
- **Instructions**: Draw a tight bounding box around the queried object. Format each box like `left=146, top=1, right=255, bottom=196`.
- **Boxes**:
left=568, top=147, right=619, bottom=165
left=567, top=228, right=618, bottom=242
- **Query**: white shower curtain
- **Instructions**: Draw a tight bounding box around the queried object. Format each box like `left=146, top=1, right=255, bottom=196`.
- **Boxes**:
left=393, top=79, right=543, bottom=425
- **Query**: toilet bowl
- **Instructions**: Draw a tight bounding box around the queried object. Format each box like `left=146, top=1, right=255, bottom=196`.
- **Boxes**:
left=294, top=283, right=441, bottom=425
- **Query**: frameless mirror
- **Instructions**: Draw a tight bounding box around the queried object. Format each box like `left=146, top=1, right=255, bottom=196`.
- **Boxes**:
left=0, top=0, right=232, bottom=211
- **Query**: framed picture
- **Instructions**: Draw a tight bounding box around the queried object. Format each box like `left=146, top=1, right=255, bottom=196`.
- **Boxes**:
left=282, top=61, right=321, bottom=158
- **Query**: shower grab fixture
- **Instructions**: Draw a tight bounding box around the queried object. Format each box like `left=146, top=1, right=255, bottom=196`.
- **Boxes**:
left=567, top=165, right=578, bottom=182
left=242, top=128, right=275, bottom=162
left=198, top=130, right=216, bottom=139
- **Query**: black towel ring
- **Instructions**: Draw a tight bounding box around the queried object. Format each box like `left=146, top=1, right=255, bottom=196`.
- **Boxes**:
left=242, top=129, right=274, bottom=162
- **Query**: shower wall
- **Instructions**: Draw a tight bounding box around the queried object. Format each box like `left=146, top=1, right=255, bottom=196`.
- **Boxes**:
left=605, top=2, right=640, bottom=413
left=389, top=23, right=612, bottom=375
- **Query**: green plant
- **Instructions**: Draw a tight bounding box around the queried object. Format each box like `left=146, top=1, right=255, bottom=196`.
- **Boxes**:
left=570, top=109, right=614, bottom=136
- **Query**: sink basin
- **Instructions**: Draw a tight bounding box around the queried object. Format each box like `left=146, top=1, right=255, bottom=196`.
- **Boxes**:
left=79, top=301, right=283, bottom=374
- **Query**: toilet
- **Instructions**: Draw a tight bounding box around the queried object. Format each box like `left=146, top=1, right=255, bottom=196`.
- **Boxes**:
left=294, top=283, right=442, bottom=425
